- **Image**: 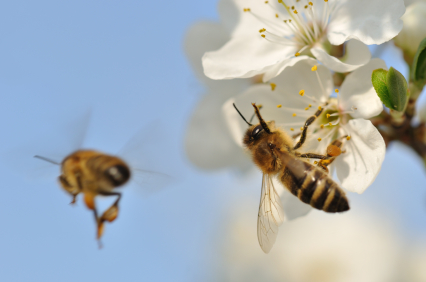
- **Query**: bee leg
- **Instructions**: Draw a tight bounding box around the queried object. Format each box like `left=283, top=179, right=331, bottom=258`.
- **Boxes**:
left=297, top=153, right=327, bottom=159
left=293, top=106, right=324, bottom=150
left=59, top=175, right=79, bottom=205
left=316, top=137, right=347, bottom=172
left=98, top=192, right=122, bottom=224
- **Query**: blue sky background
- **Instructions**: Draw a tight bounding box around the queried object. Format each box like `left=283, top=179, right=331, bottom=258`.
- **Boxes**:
left=0, top=0, right=425, bottom=281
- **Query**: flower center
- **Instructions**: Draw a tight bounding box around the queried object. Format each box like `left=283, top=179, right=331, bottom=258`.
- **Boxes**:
left=244, top=0, right=334, bottom=56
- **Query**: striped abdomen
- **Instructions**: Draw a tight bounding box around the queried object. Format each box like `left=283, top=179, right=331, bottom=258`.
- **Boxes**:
left=280, top=161, right=349, bottom=213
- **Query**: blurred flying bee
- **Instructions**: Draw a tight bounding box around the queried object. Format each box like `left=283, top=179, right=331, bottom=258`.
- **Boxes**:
left=234, top=103, right=349, bottom=253
left=34, top=115, right=171, bottom=248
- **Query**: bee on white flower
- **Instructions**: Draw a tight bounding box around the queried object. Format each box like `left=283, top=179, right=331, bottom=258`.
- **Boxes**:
left=224, top=57, right=386, bottom=194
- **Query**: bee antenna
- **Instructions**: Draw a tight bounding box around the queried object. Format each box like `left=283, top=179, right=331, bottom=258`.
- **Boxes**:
left=252, top=103, right=271, bottom=134
left=233, top=103, right=253, bottom=126
left=34, top=155, right=61, bottom=165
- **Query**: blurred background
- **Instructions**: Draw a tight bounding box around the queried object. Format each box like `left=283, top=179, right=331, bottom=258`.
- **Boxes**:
left=0, top=0, right=425, bottom=281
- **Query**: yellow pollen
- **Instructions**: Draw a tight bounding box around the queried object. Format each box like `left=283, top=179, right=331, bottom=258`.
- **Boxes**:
left=290, top=128, right=294, bottom=131
left=318, top=106, right=322, bottom=110
left=278, top=0, right=282, bottom=3
left=324, top=0, right=328, bottom=2
left=295, top=52, right=300, bottom=57
left=314, top=161, right=318, bottom=164
left=259, top=28, right=266, bottom=33
left=328, top=122, right=332, bottom=126
left=308, top=104, right=312, bottom=107
left=320, top=124, right=324, bottom=129
left=294, top=10, right=298, bottom=14
left=317, top=138, right=322, bottom=142
left=299, top=89, right=305, bottom=96
left=305, top=107, right=309, bottom=110
left=335, top=89, right=339, bottom=93
left=277, top=104, right=282, bottom=108
left=309, top=1, right=313, bottom=5
left=304, top=5, right=308, bottom=8
left=346, top=136, right=351, bottom=140
left=261, top=34, right=266, bottom=38
left=326, top=114, right=330, bottom=118
left=289, top=19, right=292, bottom=23
left=270, top=83, right=276, bottom=90
left=243, top=8, right=251, bottom=12
left=284, top=20, right=287, bottom=23
left=300, top=127, right=304, bottom=130
left=293, top=113, right=297, bottom=117
left=265, top=0, right=268, bottom=3
left=291, top=6, right=295, bottom=10
left=311, top=65, right=318, bottom=71
left=275, top=13, right=279, bottom=18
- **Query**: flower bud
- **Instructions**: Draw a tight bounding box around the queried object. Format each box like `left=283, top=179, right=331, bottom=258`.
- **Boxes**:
left=394, top=1, right=426, bottom=63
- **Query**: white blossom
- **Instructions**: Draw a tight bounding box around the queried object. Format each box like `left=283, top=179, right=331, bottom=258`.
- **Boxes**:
left=394, top=1, right=426, bottom=59
left=224, top=57, right=386, bottom=193
left=203, top=0, right=405, bottom=81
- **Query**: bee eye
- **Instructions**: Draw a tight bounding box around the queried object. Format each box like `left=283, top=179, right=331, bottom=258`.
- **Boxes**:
left=251, top=125, right=264, bottom=139
left=106, top=165, right=131, bottom=187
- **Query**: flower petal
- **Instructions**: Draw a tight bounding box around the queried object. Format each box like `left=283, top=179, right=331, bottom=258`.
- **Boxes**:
left=184, top=21, right=231, bottom=86
left=336, top=119, right=386, bottom=194
left=186, top=91, right=250, bottom=170
left=203, top=36, right=297, bottom=80
left=327, top=0, right=405, bottom=45
left=311, top=39, right=371, bottom=73
left=262, top=55, right=310, bottom=82
left=339, top=58, right=386, bottom=119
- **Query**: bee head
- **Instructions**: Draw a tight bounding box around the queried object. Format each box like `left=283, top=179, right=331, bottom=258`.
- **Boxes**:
left=243, top=121, right=275, bottom=146
left=105, top=164, right=131, bottom=187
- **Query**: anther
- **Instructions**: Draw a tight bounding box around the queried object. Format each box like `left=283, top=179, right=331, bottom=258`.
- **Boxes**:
left=300, top=127, right=303, bottom=130
left=295, top=52, right=300, bottom=57
left=335, top=89, right=339, bottom=93
left=265, top=0, right=268, bottom=3
left=261, top=34, right=266, bottom=38
left=314, top=161, right=318, bottom=164
left=290, top=128, right=294, bottom=131
left=346, top=136, right=351, bottom=140
left=320, top=124, right=324, bottom=129
left=294, top=10, right=298, bottom=14
left=293, top=113, right=297, bottom=117
left=259, top=28, right=266, bottom=33
left=291, top=6, right=295, bottom=10
left=308, top=104, right=312, bottom=107
left=305, top=107, right=309, bottom=110
left=317, top=138, right=322, bottom=141
left=304, top=5, right=308, bottom=8
left=328, top=122, right=332, bottom=126
left=324, top=0, right=328, bottom=2
left=326, top=114, right=330, bottom=118
left=311, top=65, right=318, bottom=71
left=318, top=106, right=322, bottom=110
left=309, top=1, right=313, bottom=5
left=299, top=89, right=305, bottom=96
left=277, top=104, right=282, bottom=108
left=275, top=13, right=279, bottom=18
left=270, top=83, right=276, bottom=90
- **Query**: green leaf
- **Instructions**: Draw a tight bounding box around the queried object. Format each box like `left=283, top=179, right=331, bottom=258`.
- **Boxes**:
left=372, top=69, right=393, bottom=109
left=411, top=37, right=426, bottom=83
left=386, top=67, right=409, bottom=112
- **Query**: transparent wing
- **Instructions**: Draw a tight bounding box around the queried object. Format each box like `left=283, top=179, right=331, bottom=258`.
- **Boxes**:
left=117, top=120, right=177, bottom=194
left=257, top=174, right=286, bottom=253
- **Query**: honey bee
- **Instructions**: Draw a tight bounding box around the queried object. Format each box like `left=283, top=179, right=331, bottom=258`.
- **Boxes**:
left=34, top=119, right=170, bottom=248
left=234, top=103, right=349, bottom=253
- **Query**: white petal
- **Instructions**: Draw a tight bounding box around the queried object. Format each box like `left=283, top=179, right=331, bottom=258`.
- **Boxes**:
left=184, top=21, right=231, bottom=86
left=336, top=119, right=386, bottom=194
left=339, top=58, right=387, bottom=119
left=186, top=91, right=249, bottom=170
left=262, top=55, right=310, bottom=82
left=203, top=36, right=297, bottom=80
left=226, top=0, right=292, bottom=37
left=311, top=39, right=371, bottom=73
left=280, top=188, right=312, bottom=220
left=327, top=0, right=405, bottom=45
